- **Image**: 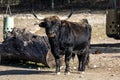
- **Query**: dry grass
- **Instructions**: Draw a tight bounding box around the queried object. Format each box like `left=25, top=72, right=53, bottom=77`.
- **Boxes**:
left=0, top=10, right=120, bottom=44
left=0, top=10, right=120, bottom=80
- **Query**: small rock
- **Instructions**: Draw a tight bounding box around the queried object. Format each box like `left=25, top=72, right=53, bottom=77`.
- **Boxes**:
left=108, top=68, right=111, bottom=71
left=111, top=74, right=115, bottom=76
left=93, top=65, right=97, bottom=68
left=73, top=67, right=77, bottom=70
left=80, top=74, right=84, bottom=78
left=56, top=72, right=61, bottom=75
left=28, top=66, right=32, bottom=69
left=92, top=50, right=102, bottom=54
left=64, top=72, right=70, bottom=75
left=60, top=66, right=64, bottom=69
left=80, top=71, right=85, bottom=74
left=37, top=67, right=41, bottom=71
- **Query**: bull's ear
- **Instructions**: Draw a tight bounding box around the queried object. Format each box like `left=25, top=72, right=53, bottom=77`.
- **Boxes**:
left=39, top=22, right=46, bottom=28
left=61, top=21, right=69, bottom=27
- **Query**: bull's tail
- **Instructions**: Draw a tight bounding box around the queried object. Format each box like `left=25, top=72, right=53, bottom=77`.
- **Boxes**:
left=72, top=53, right=75, bottom=63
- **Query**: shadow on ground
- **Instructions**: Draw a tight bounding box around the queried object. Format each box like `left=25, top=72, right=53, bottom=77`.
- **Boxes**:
left=0, top=69, right=54, bottom=76
left=91, top=43, right=120, bottom=53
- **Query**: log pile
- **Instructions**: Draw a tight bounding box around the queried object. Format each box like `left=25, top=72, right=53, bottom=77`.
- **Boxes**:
left=0, top=28, right=56, bottom=68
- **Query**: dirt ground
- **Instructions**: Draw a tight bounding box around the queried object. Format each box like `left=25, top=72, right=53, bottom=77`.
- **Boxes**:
left=0, top=10, right=120, bottom=80
left=0, top=65, right=120, bottom=80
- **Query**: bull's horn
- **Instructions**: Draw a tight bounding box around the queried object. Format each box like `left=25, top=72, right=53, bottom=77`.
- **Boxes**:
left=60, top=9, right=73, bottom=20
left=32, top=9, right=44, bottom=20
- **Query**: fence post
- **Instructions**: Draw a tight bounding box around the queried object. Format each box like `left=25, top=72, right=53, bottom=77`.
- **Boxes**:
left=51, top=0, right=54, bottom=10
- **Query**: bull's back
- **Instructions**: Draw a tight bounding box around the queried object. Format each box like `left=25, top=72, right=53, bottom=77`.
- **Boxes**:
left=70, top=22, right=91, bottom=50
left=60, top=21, right=91, bottom=50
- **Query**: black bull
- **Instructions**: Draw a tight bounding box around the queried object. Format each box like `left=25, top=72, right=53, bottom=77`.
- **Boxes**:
left=37, top=16, right=92, bottom=74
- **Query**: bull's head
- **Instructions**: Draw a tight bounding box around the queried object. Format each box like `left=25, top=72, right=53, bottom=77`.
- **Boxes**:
left=32, top=10, right=73, bottom=38
left=40, top=16, right=61, bottom=38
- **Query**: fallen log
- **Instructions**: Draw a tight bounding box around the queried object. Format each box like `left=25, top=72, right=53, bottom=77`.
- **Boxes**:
left=0, top=28, right=56, bottom=68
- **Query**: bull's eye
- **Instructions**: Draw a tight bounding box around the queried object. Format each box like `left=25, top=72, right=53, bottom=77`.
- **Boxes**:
left=46, top=22, right=52, bottom=27
left=39, top=22, right=46, bottom=28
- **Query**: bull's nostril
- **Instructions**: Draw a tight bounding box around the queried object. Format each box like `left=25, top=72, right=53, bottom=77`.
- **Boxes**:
left=49, top=31, right=54, bottom=34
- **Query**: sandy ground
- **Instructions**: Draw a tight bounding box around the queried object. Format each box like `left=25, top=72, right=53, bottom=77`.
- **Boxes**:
left=0, top=10, right=120, bottom=80
left=0, top=65, right=120, bottom=80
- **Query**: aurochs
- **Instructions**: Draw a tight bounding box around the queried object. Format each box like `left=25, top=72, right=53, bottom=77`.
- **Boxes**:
left=32, top=11, right=92, bottom=75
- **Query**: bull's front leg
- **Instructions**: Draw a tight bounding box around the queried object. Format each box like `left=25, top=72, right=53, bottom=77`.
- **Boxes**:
left=55, top=56, right=61, bottom=75
left=52, top=48, right=61, bottom=75
left=64, top=48, right=73, bottom=75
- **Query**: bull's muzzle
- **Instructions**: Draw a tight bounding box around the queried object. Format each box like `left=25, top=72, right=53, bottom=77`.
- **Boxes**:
left=47, top=33, right=56, bottom=38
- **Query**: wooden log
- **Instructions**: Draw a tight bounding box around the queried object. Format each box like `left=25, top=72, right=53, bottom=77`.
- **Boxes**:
left=44, top=50, right=55, bottom=67
left=0, top=28, right=56, bottom=68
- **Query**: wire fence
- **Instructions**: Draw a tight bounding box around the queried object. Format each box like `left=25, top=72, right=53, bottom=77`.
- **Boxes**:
left=0, top=0, right=119, bottom=13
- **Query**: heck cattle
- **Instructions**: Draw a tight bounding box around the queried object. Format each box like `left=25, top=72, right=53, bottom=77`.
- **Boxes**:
left=33, top=12, right=92, bottom=75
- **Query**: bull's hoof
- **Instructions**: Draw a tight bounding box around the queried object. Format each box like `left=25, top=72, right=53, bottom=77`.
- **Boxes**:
left=56, top=72, right=61, bottom=75
left=64, top=72, right=70, bottom=75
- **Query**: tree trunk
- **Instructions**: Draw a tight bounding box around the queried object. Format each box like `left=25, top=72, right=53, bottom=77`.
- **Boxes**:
left=0, top=28, right=56, bottom=68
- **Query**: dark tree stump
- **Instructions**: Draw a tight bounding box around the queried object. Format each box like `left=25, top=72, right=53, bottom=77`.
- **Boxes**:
left=0, top=28, right=56, bottom=68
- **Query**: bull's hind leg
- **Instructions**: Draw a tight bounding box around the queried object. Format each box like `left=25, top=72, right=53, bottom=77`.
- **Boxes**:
left=77, top=54, right=84, bottom=71
left=77, top=47, right=89, bottom=73
left=77, top=54, right=86, bottom=76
